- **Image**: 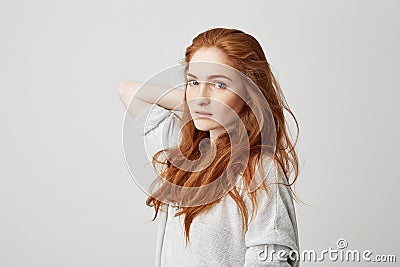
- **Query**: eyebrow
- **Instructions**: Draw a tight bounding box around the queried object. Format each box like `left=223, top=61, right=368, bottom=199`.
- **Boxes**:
left=186, top=72, right=232, bottom=81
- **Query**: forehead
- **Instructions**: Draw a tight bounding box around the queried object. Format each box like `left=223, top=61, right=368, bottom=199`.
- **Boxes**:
left=188, top=47, right=241, bottom=80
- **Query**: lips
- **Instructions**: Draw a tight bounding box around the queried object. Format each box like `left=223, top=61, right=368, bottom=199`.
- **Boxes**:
left=195, top=111, right=213, bottom=115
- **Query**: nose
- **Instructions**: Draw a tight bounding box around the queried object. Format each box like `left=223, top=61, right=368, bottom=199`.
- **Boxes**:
left=195, top=82, right=211, bottom=105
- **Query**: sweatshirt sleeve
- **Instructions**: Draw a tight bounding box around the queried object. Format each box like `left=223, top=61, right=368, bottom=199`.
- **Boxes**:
left=242, top=161, right=300, bottom=267
left=132, top=103, right=182, bottom=156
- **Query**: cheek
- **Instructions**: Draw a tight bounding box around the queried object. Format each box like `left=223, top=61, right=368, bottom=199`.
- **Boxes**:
left=185, top=88, right=198, bottom=102
left=185, top=89, right=194, bottom=107
left=218, top=94, right=244, bottom=114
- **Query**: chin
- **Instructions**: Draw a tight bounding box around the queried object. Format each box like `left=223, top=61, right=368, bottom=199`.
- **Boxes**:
left=193, top=125, right=212, bottom=132
left=193, top=121, right=214, bottom=132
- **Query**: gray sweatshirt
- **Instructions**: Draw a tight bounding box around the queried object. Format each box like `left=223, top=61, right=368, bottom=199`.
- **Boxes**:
left=132, top=103, right=300, bottom=267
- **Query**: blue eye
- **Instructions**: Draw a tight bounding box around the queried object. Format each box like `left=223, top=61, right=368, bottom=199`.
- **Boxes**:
left=213, top=82, right=227, bottom=89
left=187, top=79, right=199, bottom=86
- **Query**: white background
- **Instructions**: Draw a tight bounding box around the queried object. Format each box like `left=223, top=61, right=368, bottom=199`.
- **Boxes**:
left=1, top=0, right=399, bottom=266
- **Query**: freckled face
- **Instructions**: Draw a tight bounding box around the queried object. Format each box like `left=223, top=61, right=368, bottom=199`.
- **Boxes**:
left=185, top=47, right=246, bottom=134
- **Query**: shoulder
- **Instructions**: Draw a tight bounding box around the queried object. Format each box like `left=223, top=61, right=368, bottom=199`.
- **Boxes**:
left=242, top=157, right=299, bottom=253
left=236, top=156, right=287, bottom=199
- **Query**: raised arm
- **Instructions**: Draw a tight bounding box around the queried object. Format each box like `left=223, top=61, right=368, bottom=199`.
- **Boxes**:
left=118, top=80, right=185, bottom=119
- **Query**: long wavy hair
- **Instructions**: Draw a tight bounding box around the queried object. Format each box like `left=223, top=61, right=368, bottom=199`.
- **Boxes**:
left=146, top=27, right=300, bottom=246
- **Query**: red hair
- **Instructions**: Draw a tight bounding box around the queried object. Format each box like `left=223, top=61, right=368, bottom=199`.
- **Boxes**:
left=146, top=27, right=300, bottom=246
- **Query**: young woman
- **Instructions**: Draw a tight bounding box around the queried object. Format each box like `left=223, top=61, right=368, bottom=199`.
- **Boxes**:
left=119, top=27, right=301, bottom=267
